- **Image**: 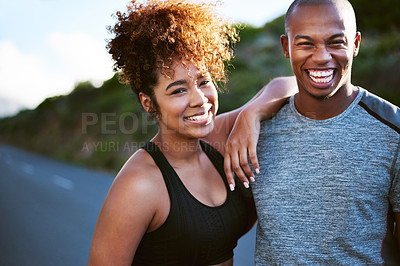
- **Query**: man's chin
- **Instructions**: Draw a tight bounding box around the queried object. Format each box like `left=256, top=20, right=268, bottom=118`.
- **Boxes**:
left=305, top=89, right=334, bottom=100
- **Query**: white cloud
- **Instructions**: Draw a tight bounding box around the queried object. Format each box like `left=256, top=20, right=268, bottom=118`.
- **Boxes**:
left=47, top=32, right=114, bottom=87
left=0, top=41, right=73, bottom=110
left=219, top=0, right=293, bottom=26
left=0, top=33, right=115, bottom=116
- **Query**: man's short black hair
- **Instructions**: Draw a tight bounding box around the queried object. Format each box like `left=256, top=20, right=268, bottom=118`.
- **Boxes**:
left=284, top=0, right=354, bottom=34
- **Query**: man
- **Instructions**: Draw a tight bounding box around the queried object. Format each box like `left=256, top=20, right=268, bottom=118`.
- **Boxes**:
left=224, top=0, right=400, bottom=264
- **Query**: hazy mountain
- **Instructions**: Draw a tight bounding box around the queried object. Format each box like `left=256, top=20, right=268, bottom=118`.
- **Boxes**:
left=0, top=97, right=28, bottom=118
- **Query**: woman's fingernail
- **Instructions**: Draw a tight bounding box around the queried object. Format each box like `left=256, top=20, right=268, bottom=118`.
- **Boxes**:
left=244, top=182, right=249, bottom=189
left=255, top=168, right=260, bottom=174
left=250, top=176, right=255, bottom=182
left=229, top=184, right=235, bottom=191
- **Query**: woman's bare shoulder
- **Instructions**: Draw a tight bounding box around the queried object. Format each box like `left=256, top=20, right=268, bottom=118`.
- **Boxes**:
left=89, top=149, right=164, bottom=265
left=120, top=148, right=158, bottom=175
left=100, top=148, right=165, bottom=215
left=112, top=148, right=162, bottom=195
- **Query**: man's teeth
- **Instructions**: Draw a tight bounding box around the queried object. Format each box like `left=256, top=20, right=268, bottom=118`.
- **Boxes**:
left=309, top=70, right=334, bottom=83
left=186, top=112, right=210, bottom=121
left=310, top=76, right=333, bottom=83
left=309, top=70, right=333, bottom=77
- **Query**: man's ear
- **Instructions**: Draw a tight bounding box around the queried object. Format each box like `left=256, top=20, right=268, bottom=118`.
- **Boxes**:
left=280, top=34, right=290, bottom=58
left=139, top=92, right=152, bottom=113
left=353, top=31, right=361, bottom=57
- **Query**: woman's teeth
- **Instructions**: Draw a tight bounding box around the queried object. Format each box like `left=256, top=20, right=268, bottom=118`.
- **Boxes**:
left=185, top=111, right=210, bottom=121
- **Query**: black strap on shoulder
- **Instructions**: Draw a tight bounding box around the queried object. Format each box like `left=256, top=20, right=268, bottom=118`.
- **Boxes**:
left=141, top=142, right=180, bottom=197
left=199, top=141, right=225, bottom=178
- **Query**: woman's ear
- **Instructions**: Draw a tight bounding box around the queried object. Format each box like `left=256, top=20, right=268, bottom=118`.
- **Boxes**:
left=139, top=92, right=152, bottom=113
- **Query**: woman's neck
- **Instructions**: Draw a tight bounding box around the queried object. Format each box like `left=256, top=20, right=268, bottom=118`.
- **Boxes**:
left=151, top=131, right=203, bottom=163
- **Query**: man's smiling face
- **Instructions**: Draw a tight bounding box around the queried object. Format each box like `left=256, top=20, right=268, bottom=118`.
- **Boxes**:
left=281, top=3, right=360, bottom=100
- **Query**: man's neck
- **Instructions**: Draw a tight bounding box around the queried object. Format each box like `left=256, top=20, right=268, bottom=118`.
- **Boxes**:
left=294, top=85, right=359, bottom=120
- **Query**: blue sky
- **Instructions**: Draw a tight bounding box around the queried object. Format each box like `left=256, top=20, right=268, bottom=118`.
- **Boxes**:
left=0, top=0, right=293, bottom=117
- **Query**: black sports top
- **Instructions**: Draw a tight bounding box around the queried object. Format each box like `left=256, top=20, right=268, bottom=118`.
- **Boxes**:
left=132, top=140, right=252, bottom=266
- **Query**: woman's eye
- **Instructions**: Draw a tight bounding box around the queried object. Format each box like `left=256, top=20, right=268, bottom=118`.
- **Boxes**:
left=171, top=88, right=185, bottom=95
left=200, top=80, right=210, bottom=86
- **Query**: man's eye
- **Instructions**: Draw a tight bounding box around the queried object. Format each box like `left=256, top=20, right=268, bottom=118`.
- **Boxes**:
left=330, top=40, right=345, bottom=46
left=298, top=42, right=313, bottom=46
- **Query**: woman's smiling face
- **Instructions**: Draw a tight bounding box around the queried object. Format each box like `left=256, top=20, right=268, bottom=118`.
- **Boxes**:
left=144, top=60, right=218, bottom=140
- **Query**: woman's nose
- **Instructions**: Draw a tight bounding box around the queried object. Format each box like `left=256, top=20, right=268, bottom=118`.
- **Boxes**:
left=189, top=88, right=207, bottom=107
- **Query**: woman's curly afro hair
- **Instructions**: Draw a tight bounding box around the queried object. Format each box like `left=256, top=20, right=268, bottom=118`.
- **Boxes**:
left=107, top=0, right=238, bottom=100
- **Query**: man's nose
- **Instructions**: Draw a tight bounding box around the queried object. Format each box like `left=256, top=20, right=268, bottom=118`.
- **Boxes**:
left=312, top=45, right=332, bottom=64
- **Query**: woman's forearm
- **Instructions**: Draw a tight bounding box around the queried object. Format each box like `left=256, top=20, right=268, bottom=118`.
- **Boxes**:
left=207, top=76, right=297, bottom=156
left=246, top=76, right=297, bottom=121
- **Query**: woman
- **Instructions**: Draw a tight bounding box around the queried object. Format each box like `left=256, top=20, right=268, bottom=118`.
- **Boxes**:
left=89, top=0, right=296, bottom=265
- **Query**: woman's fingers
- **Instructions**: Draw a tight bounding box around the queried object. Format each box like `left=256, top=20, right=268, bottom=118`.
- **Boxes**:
left=225, top=144, right=249, bottom=190
left=248, top=134, right=260, bottom=175
left=239, top=146, right=255, bottom=183
left=224, top=153, right=236, bottom=191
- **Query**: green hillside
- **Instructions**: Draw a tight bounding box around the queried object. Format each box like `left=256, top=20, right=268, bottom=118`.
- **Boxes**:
left=1, top=8, right=399, bottom=174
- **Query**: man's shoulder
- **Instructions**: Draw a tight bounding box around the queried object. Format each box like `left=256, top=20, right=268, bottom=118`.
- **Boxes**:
left=260, top=98, right=292, bottom=126
left=358, top=88, right=400, bottom=134
left=270, top=97, right=292, bottom=118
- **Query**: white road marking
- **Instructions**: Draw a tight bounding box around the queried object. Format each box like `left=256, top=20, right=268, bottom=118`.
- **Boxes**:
left=22, top=163, right=35, bottom=174
left=52, top=175, right=75, bottom=191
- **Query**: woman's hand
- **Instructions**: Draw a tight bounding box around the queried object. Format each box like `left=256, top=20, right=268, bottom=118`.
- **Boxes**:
left=224, top=106, right=261, bottom=190
left=223, top=76, right=298, bottom=190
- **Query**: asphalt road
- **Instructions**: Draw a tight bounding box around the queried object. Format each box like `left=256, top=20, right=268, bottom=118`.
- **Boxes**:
left=0, top=144, right=255, bottom=266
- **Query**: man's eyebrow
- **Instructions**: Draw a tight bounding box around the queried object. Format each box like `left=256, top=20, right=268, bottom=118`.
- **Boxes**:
left=294, top=35, right=313, bottom=41
left=328, top=33, right=345, bottom=40
left=166, top=79, right=187, bottom=91
left=294, top=33, right=345, bottom=41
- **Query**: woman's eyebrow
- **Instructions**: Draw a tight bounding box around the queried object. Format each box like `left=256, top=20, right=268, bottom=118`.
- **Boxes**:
left=166, top=79, right=187, bottom=91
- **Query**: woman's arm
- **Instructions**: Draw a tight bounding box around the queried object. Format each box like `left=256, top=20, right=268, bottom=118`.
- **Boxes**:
left=222, top=76, right=298, bottom=189
left=203, top=83, right=268, bottom=153
left=204, top=77, right=297, bottom=155
left=88, top=161, right=160, bottom=265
